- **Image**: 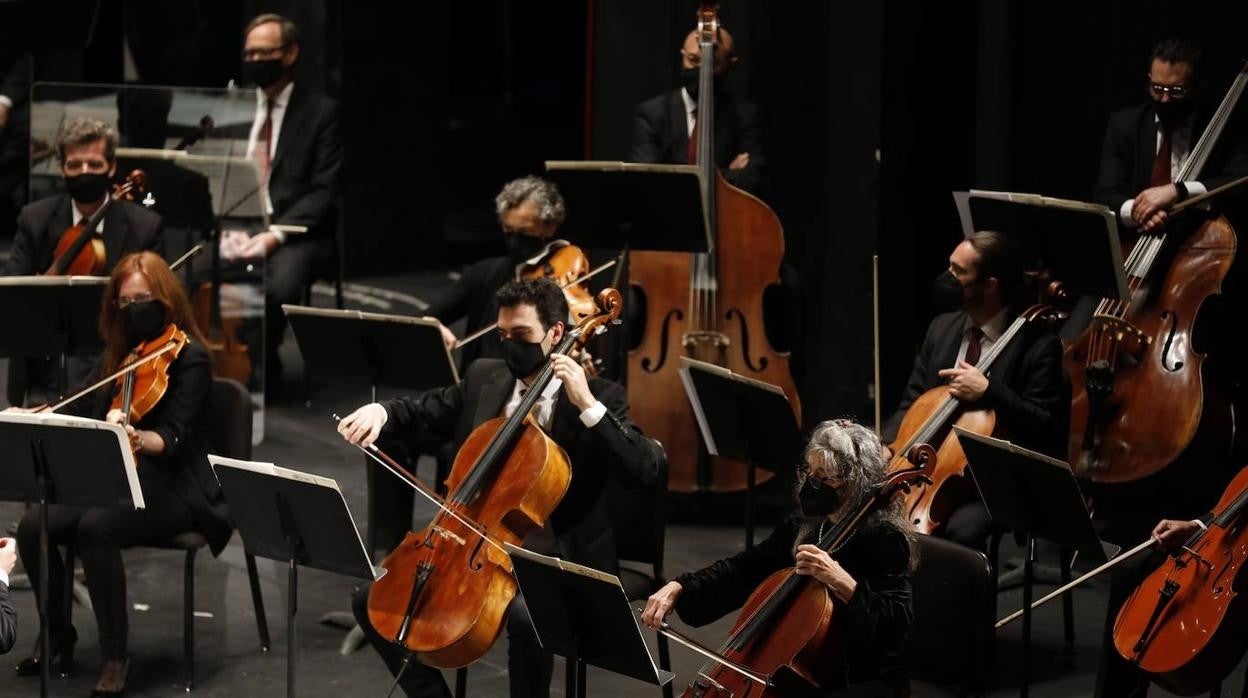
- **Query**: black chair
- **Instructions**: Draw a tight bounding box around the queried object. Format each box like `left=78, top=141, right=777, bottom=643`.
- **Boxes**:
left=64, top=377, right=271, bottom=691
left=908, top=533, right=994, bottom=697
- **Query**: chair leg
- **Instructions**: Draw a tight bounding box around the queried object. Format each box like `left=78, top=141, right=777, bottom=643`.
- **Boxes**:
left=63, top=545, right=76, bottom=631
left=184, top=548, right=197, bottom=691
left=657, top=633, right=674, bottom=698
left=1060, top=545, right=1075, bottom=653
left=455, top=667, right=468, bottom=698
left=245, top=553, right=271, bottom=652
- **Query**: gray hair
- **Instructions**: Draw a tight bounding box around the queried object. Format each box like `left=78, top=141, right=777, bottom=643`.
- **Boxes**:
left=245, top=13, right=300, bottom=46
left=796, top=419, right=915, bottom=564
left=56, top=117, right=118, bottom=163
left=494, top=176, right=566, bottom=228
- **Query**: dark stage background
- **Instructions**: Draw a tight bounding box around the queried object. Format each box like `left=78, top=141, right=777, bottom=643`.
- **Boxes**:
left=3, top=0, right=1247, bottom=427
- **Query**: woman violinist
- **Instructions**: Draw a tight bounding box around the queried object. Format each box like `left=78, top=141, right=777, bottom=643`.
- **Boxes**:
left=642, top=420, right=915, bottom=697
left=8, top=252, right=230, bottom=696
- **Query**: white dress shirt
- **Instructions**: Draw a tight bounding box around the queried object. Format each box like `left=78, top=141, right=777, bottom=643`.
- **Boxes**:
left=1119, top=114, right=1208, bottom=229
left=246, top=82, right=295, bottom=239
left=681, top=87, right=697, bottom=137
left=72, top=200, right=105, bottom=235
left=954, top=309, right=1009, bottom=367
left=503, top=377, right=607, bottom=430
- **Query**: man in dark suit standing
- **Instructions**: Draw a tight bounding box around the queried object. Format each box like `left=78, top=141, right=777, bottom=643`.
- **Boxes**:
left=1093, top=38, right=1248, bottom=234
left=1, top=537, right=17, bottom=654
left=629, top=25, right=764, bottom=195
left=882, top=231, right=1068, bottom=549
left=4, top=117, right=163, bottom=405
left=227, top=13, right=342, bottom=394
left=338, top=278, right=659, bottom=698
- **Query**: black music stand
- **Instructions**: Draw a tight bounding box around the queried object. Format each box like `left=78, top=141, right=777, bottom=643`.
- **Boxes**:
left=210, top=456, right=381, bottom=698
left=0, top=412, right=142, bottom=698
left=506, top=543, right=676, bottom=698
left=955, top=427, right=1115, bottom=698
left=679, top=357, right=804, bottom=548
left=0, top=276, right=108, bottom=401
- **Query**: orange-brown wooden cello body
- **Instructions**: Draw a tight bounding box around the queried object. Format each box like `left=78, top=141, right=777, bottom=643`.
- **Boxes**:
left=1112, top=465, right=1248, bottom=695
left=366, top=289, right=622, bottom=668
left=628, top=3, right=799, bottom=494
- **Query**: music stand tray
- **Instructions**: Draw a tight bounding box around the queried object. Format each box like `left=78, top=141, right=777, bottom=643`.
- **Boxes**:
left=506, top=543, right=675, bottom=698
left=210, top=456, right=382, bottom=698
left=0, top=275, right=108, bottom=359
left=679, top=357, right=804, bottom=547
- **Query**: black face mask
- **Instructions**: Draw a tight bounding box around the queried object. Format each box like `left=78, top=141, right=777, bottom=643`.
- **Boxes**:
left=932, top=269, right=978, bottom=311
left=1156, top=98, right=1197, bottom=129
left=243, top=58, right=285, bottom=89
left=505, top=234, right=547, bottom=264
left=679, top=67, right=721, bottom=101
left=64, top=172, right=112, bottom=205
left=798, top=478, right=842, bottom=518
left=501, top=337, right=548, bottom=380
left=123, top=300, right=167, bottom=343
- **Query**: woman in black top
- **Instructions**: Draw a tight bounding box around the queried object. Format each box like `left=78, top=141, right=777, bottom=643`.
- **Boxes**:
left=642, top=419, right=915, bottom=697
left=10, top=252, right=230, bottom=696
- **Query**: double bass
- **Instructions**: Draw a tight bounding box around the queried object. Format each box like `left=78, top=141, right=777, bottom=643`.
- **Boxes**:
left=628, top=2, right=800, bottom=494
left=365, top=288, right=623, bottom=668
left=1066, top=62, right=1247, bottom=484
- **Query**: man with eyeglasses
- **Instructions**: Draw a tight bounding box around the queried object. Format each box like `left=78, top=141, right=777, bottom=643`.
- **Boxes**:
left=227, top=12, right=342, bottom=397
left=3, top=117, right=164, bottom=405
left=1094, top=38, right=1248, bottom=234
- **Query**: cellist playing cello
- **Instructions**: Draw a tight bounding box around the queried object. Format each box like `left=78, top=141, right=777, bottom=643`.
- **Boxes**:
left=337, top=278, right=659, bottom=698
left=642, top=419, right=914, bottom=697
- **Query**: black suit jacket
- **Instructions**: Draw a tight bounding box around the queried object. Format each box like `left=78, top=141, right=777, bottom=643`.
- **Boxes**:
left=380, top=358, right=659, bottom=572
left=1094, top=101, right=1248, bottom=224
left=4, top=193, right=163, bottom=276
left=0, top=581, right=15, bottom=654
left=630, top=88, right=765, bottom=194
left=883, top=311, right=1069, bottom=457
left=267, top=85, right=342, bottom=238
left=424, top=256, right=514, bottom=367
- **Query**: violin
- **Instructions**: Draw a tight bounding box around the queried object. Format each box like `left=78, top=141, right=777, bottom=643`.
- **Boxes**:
left=45, top=170, right=146, bottom=276
left=110, top=324, right=191, bottom=429
left=658, top=454, right=933, bottom=697
left=521, top=243, right=596, bottom=322
left=365, top=288, right=624, bottom=668
left=1112, top=465, right=1248, bottom=695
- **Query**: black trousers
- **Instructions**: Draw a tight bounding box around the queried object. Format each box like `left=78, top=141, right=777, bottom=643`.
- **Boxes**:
left=263, top=235, right=329, bottom=379
left=941, top=500, right=996, bottom=553
left=15, top=475, right=196, bottom=659
left=351, top=582, right=553, bottom=698
left=1094, top=519, right=1163, bottom=698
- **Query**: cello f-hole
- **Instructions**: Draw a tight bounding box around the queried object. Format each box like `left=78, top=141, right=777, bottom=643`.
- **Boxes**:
left=1160, top=310, right=1185, bottom=371
left=466, top=534, right=487, bottom=572
left=726, top=308, right=768, bottom=372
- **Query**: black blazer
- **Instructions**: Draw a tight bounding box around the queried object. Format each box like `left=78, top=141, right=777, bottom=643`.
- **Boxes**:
left=630, top=88, right=765, bottom=195
left=380, top=358, right=660, bottom=572
left=267, top=85, right=342, bottom=238
left=1093, top=101, right=1248, bottom=224
left=0, top=580, right=15, bottom=654
left=4, top=193, right=163, bottom=276
left=424, top=256, right=514, bottom=367
left=883, top=310, right=1069, bottom=458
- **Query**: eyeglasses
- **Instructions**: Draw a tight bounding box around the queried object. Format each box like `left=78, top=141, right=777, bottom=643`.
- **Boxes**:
left=796, top=463, right=841, bottom=490
left=115, top=292, right=154, bottom=309
left=242, top=45, right=288, bottom=61
left=1149, top=82, right=1189, bottom=98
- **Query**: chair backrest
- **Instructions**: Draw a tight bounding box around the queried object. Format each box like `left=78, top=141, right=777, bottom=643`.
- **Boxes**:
left=907, top=533, right=993, bottom=695
left=206, top=377, right=253, bottom=461
left=604, top=438, right=669, bottom=577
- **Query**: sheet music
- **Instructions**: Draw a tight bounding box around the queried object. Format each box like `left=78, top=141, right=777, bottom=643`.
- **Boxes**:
left=504, top=543, right=620, bottom=584
left=952, top=427, right=1072, bottom=471
left=1, top=411, right=144, bottom=509
left=679, top=367, right=719, bottom=456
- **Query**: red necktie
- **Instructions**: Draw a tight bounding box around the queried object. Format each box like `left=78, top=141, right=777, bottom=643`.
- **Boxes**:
left=257, top=100, right=274, bottom=181
left=687, top=116, right=698, bottom=165
left=1149, top=125, right=1172, bottom=187
left=964, top=327, right=985, bottom=367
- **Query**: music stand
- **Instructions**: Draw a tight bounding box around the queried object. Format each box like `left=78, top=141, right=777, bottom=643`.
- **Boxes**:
left=506, top=544, right=676, bottom=698
left=954, top=427, right=1114, bottom=698
left=210, top=456, right=382, bottom=698
left=0, top=412, right=142, bottom=698
left=679, top=357, right=804, bottom=548
left=0, top=276, right=108, bottom=401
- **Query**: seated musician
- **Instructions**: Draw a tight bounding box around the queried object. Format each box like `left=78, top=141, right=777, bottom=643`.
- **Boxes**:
left=881, top=231, right=1068, bottom=550
left=423, top=176, right=570, bottom=367
left=642, top=419, right=913, bottom=697
left=6, top=252, right=231, bottom=696
left=1093, top=38, right=1248, bottom=234
left=337, top=277, right=659, bottom=698
left=3, top=116, right=164, bottom=406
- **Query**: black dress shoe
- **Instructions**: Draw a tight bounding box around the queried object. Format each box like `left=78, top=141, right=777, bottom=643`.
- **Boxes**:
left=91, top=657, right=129, bottom=697
left=14, top=626, right=77, bottom=678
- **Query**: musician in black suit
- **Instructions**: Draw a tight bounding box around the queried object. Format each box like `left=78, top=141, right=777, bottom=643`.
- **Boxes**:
left=338, top=278, right=659, bottom=698
left=1094, top=38, right=1248, bottom=234
left=228, top=13, right=342, bottom=394
left=882, top=231, right=1069, bottom=550
left=1, top=537, right=17, bottom=655
left=4, top=117, right=164, bottom=406
left=630, top=25, right=765, bottom=195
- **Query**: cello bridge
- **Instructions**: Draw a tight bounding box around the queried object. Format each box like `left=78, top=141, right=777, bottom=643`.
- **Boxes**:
left=1089, top=315, right=1151, bottom=360
left=430, top=525, right=466, bottom=546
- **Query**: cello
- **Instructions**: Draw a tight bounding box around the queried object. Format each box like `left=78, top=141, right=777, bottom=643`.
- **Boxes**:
left=365, top=288, right=623, bottom=668
left=653, top=454, right=932, bottom=696
left=1112, top=465, right=1248, bottom=696
left=889, top=303, right=1064, bottom=533
left=628, top=2, right=800, bottom=494
left=1066, top=62, right=1247, bottom=484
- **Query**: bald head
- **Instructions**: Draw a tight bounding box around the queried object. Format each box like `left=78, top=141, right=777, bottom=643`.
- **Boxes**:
left=680, top=27, right=737, bottom=75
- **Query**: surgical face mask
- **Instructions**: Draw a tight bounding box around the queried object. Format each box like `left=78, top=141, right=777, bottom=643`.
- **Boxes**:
left=123, top=300, right=167, bottom=342
left=501, top=336, right=548, bottom=380
left=798, top=477, right=842, bottom=518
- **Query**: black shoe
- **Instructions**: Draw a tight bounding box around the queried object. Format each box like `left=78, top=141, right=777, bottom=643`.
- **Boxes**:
left=91, top=657, right=129, bottom=697
left=14, top=626, right=77, bottom=678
